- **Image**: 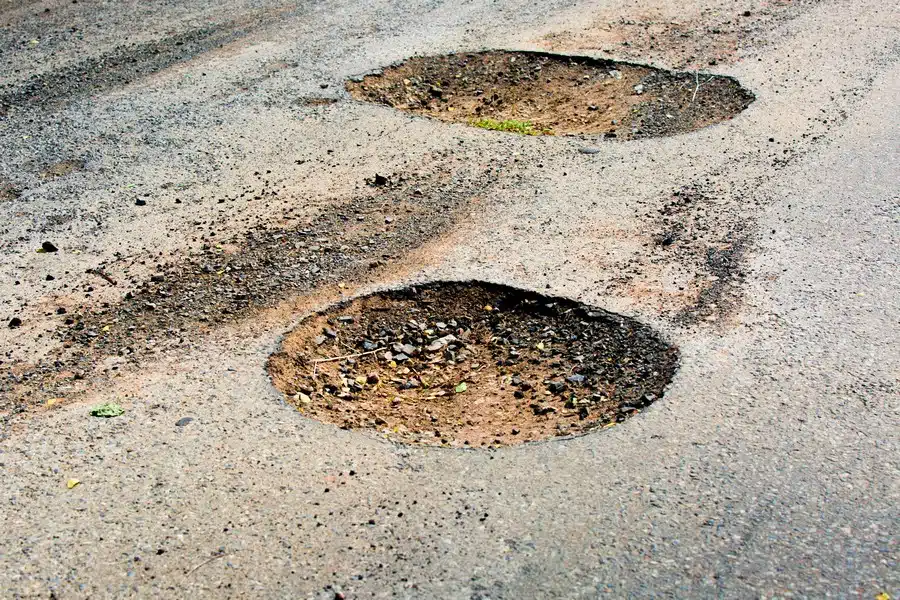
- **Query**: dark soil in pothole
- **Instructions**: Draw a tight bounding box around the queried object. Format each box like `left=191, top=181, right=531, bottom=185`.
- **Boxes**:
left=347, top=51, right=754, bottom=139
left=268, top=281, right=679, bottom=447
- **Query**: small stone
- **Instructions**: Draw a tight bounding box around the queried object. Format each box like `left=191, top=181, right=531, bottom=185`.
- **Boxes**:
left=427, top=334, right=456, bottom=352
left=297, top=393, right=312, bottom=405
left=384, top=216, right=394, bottom=224
left=566, top=374, right=585, bottom=385
left=41, top=241, right=58, bottom=252
left=175, top=417, right=194, bottom=427
left=547, top=381, right=566, bottom=394
left=393, top=353, right=409, bottom=362
left=578, top=147, right=601, bottom=154
left=150, top=274, right=165, bottom=282
left=135, top=198, right=147, bottom=206
left=323, top=327, right=338, bottom=338
left=633, top=83, right=644, bottom=94
left=8, top=317, right=22, bottom=329
left=366, top=373, right=380, bottom=384
left=337, top=316, right=354, bottom=323
left=314, top=335, right=328, bottom=345
left=362, top=340, right=377, bottom=351
left=513, top=390, right=525, bottom=399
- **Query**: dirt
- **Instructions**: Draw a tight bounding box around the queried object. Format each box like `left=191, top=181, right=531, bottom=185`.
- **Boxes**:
left=535, top=1, right=826, bottom=69
left=0, top=158, right=504, bottom=417
left=0, top=179, right=22, bottom=202
left=649, top=183, right=749, bottom=323
left=346, top=50, right=754, bottom=139
left=38, top=158, right=84, bottom=180
left=268, top=281, right=679, bottom=447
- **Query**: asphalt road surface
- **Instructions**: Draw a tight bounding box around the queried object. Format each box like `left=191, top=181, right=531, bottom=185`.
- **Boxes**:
left=0, top=0, right=897, bottom=597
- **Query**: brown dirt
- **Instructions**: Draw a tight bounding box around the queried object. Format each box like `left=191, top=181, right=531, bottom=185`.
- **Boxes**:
left=0, top=157, right=504, bottom=417
left=535, top=1, right=825, bottom=70
left=648, top=183, right=749, bottom=324
left=267, top=281, right=679, bottom=447
left=38, top=159, right=84, bottom=180
left=346, top=50, right=754, bottom=139
left=0, top=179, right=22, bottom=202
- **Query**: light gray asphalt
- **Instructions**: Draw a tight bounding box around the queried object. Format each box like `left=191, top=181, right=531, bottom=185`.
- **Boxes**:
left=0, top=0, right=897, bottom=597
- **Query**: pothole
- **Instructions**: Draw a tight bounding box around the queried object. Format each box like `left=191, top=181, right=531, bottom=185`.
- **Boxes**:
left=346, top=50, right=754, bottom=139
left=268, top=281, right=679, bottom=447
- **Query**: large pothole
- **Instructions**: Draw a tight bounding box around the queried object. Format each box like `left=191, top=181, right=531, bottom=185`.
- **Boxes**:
left=346, top=50, right=754, bottom=139
left=268, top=281, right=679, bottom=447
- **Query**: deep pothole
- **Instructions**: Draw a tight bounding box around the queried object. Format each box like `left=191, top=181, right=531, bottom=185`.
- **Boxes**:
left=268, top=281, right=679, bottom=447
left=346, top=50, right=754, bottom=139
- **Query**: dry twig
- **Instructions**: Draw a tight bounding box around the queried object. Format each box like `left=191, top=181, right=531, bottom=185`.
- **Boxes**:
left=313, top=348, right=385, bottom=364
left=86, top=268, right=117, bottom=286
left=184, top=552, right=227, bottom=578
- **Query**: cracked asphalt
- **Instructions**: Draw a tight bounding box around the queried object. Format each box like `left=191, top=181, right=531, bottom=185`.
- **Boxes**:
left=0, top=0, right=897, bottom=597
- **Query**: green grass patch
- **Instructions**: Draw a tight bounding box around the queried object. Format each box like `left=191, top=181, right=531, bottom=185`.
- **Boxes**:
left=471, top=118, right=547, bottom=135
left=90, top=402, right=125, bottom=418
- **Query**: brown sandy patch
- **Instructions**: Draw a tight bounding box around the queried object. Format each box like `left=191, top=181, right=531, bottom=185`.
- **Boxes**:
left=347, top=50, right=753, bottom=139
left=268, top=281, right=679, bottom=447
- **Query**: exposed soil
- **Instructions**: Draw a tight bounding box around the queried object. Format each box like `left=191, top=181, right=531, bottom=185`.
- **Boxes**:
left=346, top=51, right=754, bottom=139
left=38, top=159, right=84, bottom=180
left=0, top=159, right=503, bottom=417
left=652, top=184, right=749, bottom=323
left=0, top=179, right=22, bottom=202
left=268, top=281, right=679, bottom=447
left=535, top=1, right=827, bottom=70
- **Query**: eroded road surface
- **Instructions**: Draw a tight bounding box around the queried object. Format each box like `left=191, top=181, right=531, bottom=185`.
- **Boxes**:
left=0, top=0, right=898, bottom=597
